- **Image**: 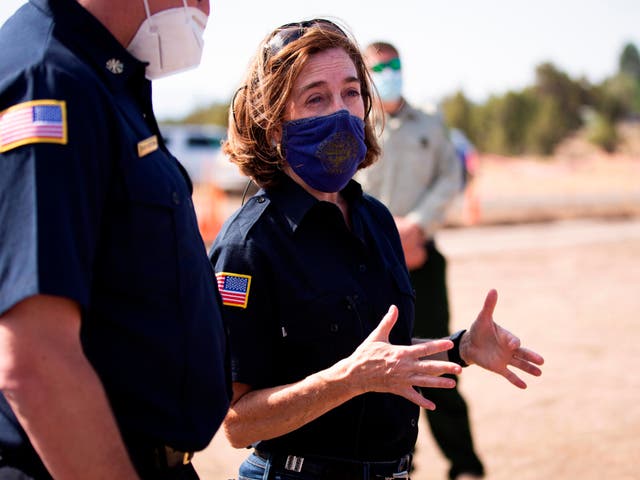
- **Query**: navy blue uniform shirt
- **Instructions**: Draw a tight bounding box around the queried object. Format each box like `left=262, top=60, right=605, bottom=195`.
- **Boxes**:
left=0, top=0, right=229, bottom=452
left=210, top=177, right=419, bottom=461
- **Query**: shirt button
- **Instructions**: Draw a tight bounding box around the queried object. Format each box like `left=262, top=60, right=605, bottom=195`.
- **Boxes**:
left=411, top=418, right=417, bottom=427
left=172, top=191, right=180, bottom=205
left=257, top=196, right=266, bottom=203
left=359, top=264, right=367, bottom=273
left=330, top=323, right=339, bottom=333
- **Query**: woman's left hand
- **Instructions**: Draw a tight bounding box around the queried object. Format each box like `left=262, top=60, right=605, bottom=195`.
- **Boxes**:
left=461, top=289, right=544, bottom=389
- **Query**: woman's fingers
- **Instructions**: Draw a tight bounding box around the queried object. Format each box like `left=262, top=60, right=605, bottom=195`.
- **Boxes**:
left=476, top=289, right=498, bottom=324
left=502, top=368, right=528, bottom=389
left=366, top=305, right=398, bottom=343
left=401, top=387, right=436, bottom=410
left=510, top=356, right=543, bottom=377
left=410, top=372, right=457, bottom=389
left=515, top=347, right=545, bottom=367
left=413, top=359, right=462, bottom=378
left=413, top=338, right=455, bottom=359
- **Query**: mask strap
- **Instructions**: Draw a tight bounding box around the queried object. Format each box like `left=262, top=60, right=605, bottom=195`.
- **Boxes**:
left=141, top=0, right=152, bottom=20
left=181, top=0, right=197, bottom=24
left=141, top=0, right=158, bottom=33
left=181, top=0, right=191, bottom=17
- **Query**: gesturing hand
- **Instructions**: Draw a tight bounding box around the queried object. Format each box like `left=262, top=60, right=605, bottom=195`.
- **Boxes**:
left=346, top=305, right=462, bottom=410
left=462, top=289, right=544, bottom=389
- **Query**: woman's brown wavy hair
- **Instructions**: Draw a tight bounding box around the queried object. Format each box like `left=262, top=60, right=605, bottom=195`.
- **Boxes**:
left=224, top=18, right=382, bottom=189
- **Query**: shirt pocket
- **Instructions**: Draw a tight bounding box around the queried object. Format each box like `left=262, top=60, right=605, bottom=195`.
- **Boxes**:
left=278, top=292, right=363, bottom=381
left=108, top=148, right=182, bottom=297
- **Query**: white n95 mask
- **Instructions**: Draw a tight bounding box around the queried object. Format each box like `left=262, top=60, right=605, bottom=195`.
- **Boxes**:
left=127, top=0, right=208, bottom=80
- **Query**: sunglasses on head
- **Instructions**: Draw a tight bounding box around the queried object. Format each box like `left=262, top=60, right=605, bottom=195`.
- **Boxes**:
left=370, top=57, right=401, bottom=73
left=263, top=18, right=348, bottom=60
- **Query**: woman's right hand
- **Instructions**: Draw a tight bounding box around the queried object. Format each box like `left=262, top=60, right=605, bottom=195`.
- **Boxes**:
left=343, top=305, right=461, bottom=410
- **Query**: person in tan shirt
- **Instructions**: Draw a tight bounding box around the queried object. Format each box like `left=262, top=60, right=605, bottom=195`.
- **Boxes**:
left=357, top=41, right=484, bottom=480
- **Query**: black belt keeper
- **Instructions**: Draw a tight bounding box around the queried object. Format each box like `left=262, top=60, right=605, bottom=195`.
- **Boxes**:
left=157, top=445, right=194, bottom=468
left=127, top=443, right=195, bottom=478
left=256, top=450, right=411, bottom=479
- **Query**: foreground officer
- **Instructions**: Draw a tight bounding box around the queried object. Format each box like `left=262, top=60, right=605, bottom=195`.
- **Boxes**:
left=0, top=1, right=229, bottom=478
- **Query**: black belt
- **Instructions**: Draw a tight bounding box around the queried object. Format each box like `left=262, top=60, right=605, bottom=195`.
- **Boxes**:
left=0, top=442, right=193, bottom=477
left=255, top=449, right=411, bottom=479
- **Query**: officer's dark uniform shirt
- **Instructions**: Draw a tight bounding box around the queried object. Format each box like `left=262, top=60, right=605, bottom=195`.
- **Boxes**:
left=0, top=0, right=229, bottom=453
left=210, top=176, right=419, bottom=462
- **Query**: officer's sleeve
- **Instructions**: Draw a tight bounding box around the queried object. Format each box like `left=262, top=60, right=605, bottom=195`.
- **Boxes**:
left=0, top=65, right=112, bottom=315
left=209, top=235, right=276, bottom=389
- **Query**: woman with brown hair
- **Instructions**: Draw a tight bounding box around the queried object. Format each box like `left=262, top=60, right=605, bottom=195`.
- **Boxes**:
left=209, top=18, right=543, bottom=480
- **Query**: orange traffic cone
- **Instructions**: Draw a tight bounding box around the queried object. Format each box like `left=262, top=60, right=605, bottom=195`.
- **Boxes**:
left=192, top=183, right=228, bottom=246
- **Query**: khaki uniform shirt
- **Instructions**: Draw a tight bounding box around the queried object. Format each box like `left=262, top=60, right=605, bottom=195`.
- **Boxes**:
left=356, top=101, right=461, bottom=238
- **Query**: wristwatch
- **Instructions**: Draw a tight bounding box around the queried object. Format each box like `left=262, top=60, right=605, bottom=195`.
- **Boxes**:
left=449, top=329, right=469, bottom=367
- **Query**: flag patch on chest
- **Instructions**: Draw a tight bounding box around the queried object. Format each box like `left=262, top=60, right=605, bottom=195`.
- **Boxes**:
left=216, top=272, right=252, bottom=308
left=0, top=100, right=67, bottom=152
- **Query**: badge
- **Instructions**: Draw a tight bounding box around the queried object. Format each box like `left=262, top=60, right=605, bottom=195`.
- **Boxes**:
left=216, top=272, right=252, bottom=308
left=0, top=100, right=67, bottom=153
left=137, top=135, right=158, bottom=157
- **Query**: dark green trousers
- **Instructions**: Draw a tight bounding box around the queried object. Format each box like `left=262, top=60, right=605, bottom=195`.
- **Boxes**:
left=410, top=241, right=484, bottom=479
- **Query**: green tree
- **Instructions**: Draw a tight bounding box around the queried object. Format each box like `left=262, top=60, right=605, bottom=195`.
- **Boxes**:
left=525, top=96, right=566, bottom=155
left=585, top=110, right=618, bottom=152
left=597, top=73, right=640, bottom=119
left=472, top=90, right=537, bottom=155
left=619, top=43, right=640, bottom=80
left=441, top=91, right=478, bottom=142
left=533, top=62, right=591, bottom=131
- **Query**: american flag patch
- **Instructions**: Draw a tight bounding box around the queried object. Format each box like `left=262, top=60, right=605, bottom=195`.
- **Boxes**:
left=216, top=272, right=252, bottom=308
left=0, top=100, right=67, bottom=153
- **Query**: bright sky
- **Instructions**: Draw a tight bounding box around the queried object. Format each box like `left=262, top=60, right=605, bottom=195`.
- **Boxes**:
left=2, top=0, right=639, bottom=121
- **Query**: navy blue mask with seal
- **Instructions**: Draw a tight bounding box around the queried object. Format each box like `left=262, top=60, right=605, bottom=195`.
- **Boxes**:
left=281, top=110, right=367, bottom=193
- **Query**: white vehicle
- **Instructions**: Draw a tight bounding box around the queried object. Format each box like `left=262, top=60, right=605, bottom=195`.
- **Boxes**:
left=160, top=123, right=248, bottom=192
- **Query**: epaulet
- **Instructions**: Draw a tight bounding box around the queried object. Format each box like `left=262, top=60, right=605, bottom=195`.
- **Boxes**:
left=221, top=193, right=271, bottom=241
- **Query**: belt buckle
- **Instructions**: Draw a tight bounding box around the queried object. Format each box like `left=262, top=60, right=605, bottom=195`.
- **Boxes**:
left=284, top=455, right=304, bottom=472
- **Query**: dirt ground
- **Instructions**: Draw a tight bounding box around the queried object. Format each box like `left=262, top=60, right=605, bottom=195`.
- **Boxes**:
left=190, top=153, right=640, bottom=479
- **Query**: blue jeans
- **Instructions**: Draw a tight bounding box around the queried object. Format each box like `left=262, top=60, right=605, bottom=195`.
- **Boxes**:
left=239, top=452, right=320, bottom=480
left=238, top=452, right=270, bottom=480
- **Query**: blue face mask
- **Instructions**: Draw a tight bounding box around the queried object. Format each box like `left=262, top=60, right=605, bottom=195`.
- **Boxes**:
left=371, top=69, right=403, bottom=102
left=281, top=110, right=367, bottom=193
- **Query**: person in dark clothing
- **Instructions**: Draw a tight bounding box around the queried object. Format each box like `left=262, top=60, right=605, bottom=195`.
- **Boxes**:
left=0, top=1, right=229, bottom=478
left=209, top=18, right=544, bottom=480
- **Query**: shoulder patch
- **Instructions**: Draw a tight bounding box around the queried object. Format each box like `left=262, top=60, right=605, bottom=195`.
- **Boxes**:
left=216, top=272, right=252, bottom=308
left=0, top=100, right=67, bottom=153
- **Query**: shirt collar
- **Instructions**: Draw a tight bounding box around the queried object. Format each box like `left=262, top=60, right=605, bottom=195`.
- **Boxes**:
left=386, top=99, right=421, bottom=123
left=265, top=176, right=364, bottom=233
left=34, top=0, right=148, bottom=91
